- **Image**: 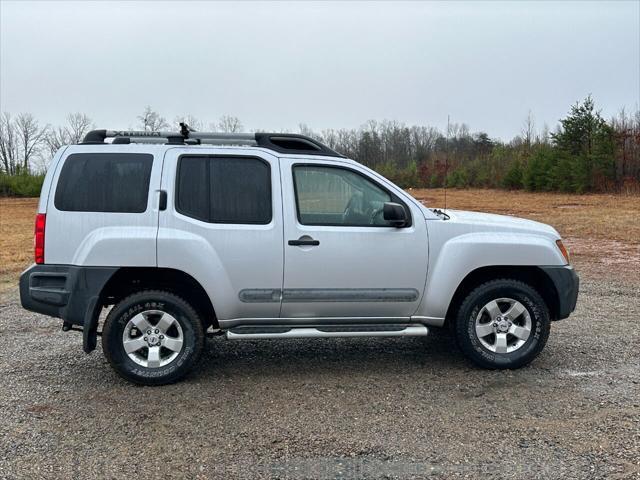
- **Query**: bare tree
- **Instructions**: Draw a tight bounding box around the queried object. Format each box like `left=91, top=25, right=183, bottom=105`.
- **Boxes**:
left=0, top=113, right=48, bottom=173
left=44, top=113, right=93, bottom=159
left=521, top=110, right=536, bottom=153
left=45, top=126, right=70, bottom=158
left=216, top=115, right=243, bottom=133
left=138, top=106, right=168, bottom=132
left=0, top=112, right=20, bottom=174
left=298, top=123, right=314, bottom=137
left=612, top=107, right=640, bottom=180
left=15, top=114, right=47, bottom=172
left=539, top=123, right=551, bottom=145
left=320, top=128, right=339, bottom=150
left=66, top=113, right=93, bottom=143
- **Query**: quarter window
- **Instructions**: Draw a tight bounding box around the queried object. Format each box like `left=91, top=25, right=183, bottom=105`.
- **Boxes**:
left=293, top=165, right=396, bottom=227
left=176, top=156, right=272, bottom=224
left=54, top=153, right=153, bottom=213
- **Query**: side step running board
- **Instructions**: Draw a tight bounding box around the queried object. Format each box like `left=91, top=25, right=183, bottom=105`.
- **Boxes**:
left=226, top=324, right=429, bottom=340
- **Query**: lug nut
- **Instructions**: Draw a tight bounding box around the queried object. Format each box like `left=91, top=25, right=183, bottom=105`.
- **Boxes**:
left=147, top=330, right=152, bottom=335
left=155, top=329, right=159, bottom=334
left=144, top=337, right=148, bottom=341
left=159, top=335, right=164, bottom=340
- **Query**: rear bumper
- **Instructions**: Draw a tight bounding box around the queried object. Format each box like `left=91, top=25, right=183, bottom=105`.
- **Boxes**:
left=540, top=265, right=579, bottom=320
left=20, top=264, right=117, bottom=352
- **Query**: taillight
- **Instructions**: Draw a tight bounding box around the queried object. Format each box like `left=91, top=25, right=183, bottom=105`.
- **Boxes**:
left=34, top=213, right=46, bottom=264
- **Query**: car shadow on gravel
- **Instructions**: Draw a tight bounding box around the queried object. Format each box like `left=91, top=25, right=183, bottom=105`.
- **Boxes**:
left=191, top=328, right=471, bottom=380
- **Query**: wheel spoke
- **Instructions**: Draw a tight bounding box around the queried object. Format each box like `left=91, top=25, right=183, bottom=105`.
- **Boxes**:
left=147, top=346, right=161, bottom=368
left=163, top=336, right=183, bottom=352
left=483, top=300, right=502, bottom=319
left=494, top=333, right=508, bottom=353
left=509, top=324, right=531, bottom=341
left=156, top=313, right=176, bottom=334
left=505, top=301, right=526, bottom=320
left=131, top=313, right=153, bottom=334
left=123, top=336, right=147, bottom=354
left=475, top=323, right=494, bottom=338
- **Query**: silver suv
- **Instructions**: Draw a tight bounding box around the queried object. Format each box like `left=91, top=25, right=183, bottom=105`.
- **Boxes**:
left=20, top=126, right=579, bottom=385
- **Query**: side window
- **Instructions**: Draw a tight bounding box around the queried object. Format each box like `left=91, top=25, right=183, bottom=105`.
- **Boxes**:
left=293, top=165, right=394, bottom=227
left=176, top=156, right=272, bottom=224
left=54, top=153, right=153, bottom=213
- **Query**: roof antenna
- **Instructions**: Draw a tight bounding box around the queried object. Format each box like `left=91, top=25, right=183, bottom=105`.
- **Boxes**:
left=444, top=114, right=450, bottom=211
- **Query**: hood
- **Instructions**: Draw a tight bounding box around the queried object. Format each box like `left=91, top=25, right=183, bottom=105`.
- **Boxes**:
left=441, top=209, right=560, bottom=240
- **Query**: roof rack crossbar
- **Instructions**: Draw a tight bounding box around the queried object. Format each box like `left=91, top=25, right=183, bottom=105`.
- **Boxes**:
left=81, top=124, right=345, bottom=158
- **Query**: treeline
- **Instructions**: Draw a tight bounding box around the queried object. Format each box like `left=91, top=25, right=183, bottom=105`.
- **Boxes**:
left=1, top=98, right=639, bottom=196
left=0, top=108, right=245, bottom=196
left=304, top=96, right=639, bottom=194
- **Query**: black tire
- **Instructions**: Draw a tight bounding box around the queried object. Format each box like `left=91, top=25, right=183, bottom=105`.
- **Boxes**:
left=454, top=279, right=550, bottom=369
left=102, top=290, right=205, bottom=385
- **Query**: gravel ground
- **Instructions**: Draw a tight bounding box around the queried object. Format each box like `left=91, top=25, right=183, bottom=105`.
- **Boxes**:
left=0, top=267, right=638, bottom=479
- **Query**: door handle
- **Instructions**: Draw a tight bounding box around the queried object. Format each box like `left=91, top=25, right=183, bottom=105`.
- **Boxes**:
left=158, top=190, right=167, bottom=211
left=288, top=237, right=320, bottom=246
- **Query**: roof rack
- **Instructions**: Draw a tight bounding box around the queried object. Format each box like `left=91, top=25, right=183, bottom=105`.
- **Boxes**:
left=80, top=123, right=345, bottom=158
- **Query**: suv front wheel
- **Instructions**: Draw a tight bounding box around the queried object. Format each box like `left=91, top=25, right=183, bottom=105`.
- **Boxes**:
left=102, top=290, right=205, bottom=385
left=454, top=279, right=551, bottom=369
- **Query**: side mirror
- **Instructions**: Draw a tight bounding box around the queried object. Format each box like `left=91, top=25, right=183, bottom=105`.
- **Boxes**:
left=383, top=202, right=408, bottom=227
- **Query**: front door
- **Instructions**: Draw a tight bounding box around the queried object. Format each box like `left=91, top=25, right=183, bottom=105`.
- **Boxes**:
left=280, top=158, right=429, bottom=320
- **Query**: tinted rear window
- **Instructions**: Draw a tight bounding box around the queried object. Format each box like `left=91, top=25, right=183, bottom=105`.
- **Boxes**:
left=176, top=156, right=272, bottom=224
left=54, top=153, right=153, bottom=213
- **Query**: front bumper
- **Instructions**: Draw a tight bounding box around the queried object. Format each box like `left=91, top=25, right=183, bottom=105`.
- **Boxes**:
left=540, top=265, right=579, bottom=320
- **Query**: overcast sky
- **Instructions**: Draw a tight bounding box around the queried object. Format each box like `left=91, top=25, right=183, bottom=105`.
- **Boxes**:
left=1, top=1, right=638, bottom=140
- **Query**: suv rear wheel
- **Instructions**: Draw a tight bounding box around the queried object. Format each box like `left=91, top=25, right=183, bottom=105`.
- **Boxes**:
left=102, top=290, right=205, bottom=385
left=454, top=279, right=551, bottom=369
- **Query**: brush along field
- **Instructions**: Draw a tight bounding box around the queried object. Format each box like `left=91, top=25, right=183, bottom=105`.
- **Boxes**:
left=1, top=190, right=638, bottom=294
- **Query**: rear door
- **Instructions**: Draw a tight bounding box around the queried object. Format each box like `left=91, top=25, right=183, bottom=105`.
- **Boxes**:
left=157, top=148, right=283, bottom=322
left=280, top=158, right=429, bottom=320
left=45, top=145, right=162, bottom=266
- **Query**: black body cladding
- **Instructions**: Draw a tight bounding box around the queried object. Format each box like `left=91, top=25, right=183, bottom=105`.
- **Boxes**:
left=20, top=265, right=118, bottom=352
left=540, top=265, right=579, bottom=319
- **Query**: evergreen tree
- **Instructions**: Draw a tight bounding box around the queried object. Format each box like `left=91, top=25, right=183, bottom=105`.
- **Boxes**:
left=523, top=147, right=554, bottom=191
left=551, top=96, right=615, bottom=191
left=502, top=159, right=523, bottom=189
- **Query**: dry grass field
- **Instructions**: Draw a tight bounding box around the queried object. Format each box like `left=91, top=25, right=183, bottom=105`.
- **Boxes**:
left=411, top=188, right=640, bottom=283
left=1, top=190, right=639, bottom=294
left=0, top=197, right=39, bottom=294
